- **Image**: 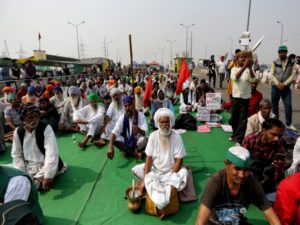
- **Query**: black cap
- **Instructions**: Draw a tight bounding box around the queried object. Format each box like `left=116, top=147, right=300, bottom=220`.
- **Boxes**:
left=20, top=104, right=40, bottom=120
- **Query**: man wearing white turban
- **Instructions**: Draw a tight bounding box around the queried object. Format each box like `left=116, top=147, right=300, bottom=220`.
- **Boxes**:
left=132, top=108, right=188, bottom=215
left=93, top=88, right=125, bottom=147
left=59, top=86, right=87, bottom=132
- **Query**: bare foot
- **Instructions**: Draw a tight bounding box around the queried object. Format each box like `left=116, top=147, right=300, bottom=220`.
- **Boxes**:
left=93, top=139, right=106, bottom=147
left=78, top=141, right=87, bottom=148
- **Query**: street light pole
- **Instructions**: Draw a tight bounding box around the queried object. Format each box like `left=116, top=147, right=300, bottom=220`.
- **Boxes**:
left=277, top=21, right=284, bottom=45
left=246, top=0, right=252, bottom=31
left=227, top=36, right=233, bottom=57
left=106, top=41, right=112, bottom=58
left=158, top=47, right=165, bottom=66
left=67, top=21, right=85, bottom=59
left=167, top=40, right=175, bottom=67
left=180, top=23, right=195, bottom=57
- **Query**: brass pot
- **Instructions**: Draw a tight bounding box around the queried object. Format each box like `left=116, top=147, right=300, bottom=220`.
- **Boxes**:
left=125, top=188, right=142, bottom=212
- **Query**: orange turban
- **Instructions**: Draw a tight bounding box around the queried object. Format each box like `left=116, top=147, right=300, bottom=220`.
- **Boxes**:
left=134, top=86, right=142, bottom=94
left=2, top=86, right=14, bottom=93
left=46, top=84, right=54, bottom=91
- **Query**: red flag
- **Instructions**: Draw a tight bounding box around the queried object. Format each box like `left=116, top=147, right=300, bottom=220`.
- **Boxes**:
left=143, top=76, right=152, bottom=108
left=38, top=32, right=41, bottom=40
left=176, top=59, right=190, bottom=95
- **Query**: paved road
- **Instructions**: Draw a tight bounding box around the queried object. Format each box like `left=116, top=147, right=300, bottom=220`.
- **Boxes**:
left=193, top=73, right=300, bottom=131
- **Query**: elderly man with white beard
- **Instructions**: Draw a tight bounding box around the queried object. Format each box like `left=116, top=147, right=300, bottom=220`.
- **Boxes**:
left=93, top=88, right=124, bottom=147
left=50, top=85, right=66, bottom=115
left=132, top=108, right=188, bottom=216
left=73, top=93, right=105, bottom=148
left=59, top=86, right=87, bottom=132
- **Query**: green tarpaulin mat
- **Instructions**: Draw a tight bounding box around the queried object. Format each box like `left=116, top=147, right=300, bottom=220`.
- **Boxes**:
left=0, top=111, right=269, bottom=225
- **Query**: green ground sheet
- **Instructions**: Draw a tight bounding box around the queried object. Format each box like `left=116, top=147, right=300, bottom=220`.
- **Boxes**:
left=0, top=111, right=269, bottom=225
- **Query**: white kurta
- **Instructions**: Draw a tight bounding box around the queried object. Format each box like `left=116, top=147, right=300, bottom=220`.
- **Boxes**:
left=73, top=104, right=104, bottom=137
left=11, top=125, right=59, bottom=179
left=132, top=130, right=188, bottom=209
left=50, top=95, right=66, bottom=114
left=59, top=98, right=87, bottom=128
left=112, top=112, right=148, bottom=143
left=101, top=101, right=124, bottom=140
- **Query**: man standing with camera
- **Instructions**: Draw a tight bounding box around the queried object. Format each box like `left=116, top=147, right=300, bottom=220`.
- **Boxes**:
left=229, top=51, right=257, bottom=144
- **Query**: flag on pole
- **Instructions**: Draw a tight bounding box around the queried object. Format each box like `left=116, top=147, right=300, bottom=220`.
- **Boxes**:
left=176, top=59, right=190, bottom=95
left=143, top=76, right=152, bottom=108
left=38, top=32, right=41, bottom=40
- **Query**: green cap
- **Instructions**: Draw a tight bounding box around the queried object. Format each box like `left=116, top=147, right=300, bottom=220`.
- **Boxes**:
left=226, top=146, right=250, bottom=168
left=278, top=45, right=288, bottom=52
left=88, top=93, right=99, bottom=102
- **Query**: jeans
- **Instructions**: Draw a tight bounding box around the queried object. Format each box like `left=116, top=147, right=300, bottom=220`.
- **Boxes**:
left=271, top=85, right=292, bottom=126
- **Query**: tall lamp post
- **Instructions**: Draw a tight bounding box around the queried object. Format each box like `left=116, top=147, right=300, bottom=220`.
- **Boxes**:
left=277, top=20, right=284, bottom=45
left=167, top=40, right=175, bottom=67
left=227, top=36, right=233, bottom=57
left=106, top=41, right=112, bottom=58
left=158, top=47, right=165, bottom=66
left=67, top=21, right=85, bottom=59
left=180, top=23, right=195, bottom=57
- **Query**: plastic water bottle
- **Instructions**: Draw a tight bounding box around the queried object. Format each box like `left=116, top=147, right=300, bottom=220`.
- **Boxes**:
left=72, top=134, right=77, bottom=144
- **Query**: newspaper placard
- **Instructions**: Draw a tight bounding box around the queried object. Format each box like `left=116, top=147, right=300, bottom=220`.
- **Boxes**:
left=197, top=106, right=210, bottom=122
left=206, top=93, right=221, bottom=110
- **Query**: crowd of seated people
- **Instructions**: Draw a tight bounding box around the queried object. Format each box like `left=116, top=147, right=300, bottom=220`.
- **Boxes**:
left=0, top=59, right=299, bottom=225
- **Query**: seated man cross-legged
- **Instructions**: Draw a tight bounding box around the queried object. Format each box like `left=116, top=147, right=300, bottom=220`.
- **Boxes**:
left=107, top=95, right=148, bottom=160
left=196, top=146, right=281, bottom=225
left=11, top=104, right=67, bottom=192
left=132, top=108, right=188, bottom=217
left=73, top=93, right=104, bottom=148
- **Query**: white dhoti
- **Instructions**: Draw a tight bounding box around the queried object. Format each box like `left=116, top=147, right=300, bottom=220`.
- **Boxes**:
left=101, top=122, right=115, bottom=140
left=132, top=163, right=188, bottom=209
left=79, top=122, right=101, bottom=137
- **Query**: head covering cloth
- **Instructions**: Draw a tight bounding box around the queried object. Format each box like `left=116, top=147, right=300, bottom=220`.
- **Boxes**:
left=68, top=86, right=80, bottom=96
left=226, top=146, right=251, bottom=168
left=154, top=108, right=175, bottom=128
left=134, top=86, right=142, bottom=94
left=123, top=95, right=134, bottom=105
left=27, top=86, right=36, bottom=94
left=88, top=93, right=99, bottom=102
left=110, top=87, right=121, bottom=97
left=2, top=86, right=14, bottom=93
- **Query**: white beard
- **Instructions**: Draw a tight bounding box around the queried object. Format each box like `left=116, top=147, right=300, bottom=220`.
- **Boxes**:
left=158, top=126, right=171, bottom=136
left=114, top=99, right=122, bottom=110
left=70, top=96, right=79, bottom=111
left=158, top=130, right=171, bottom=151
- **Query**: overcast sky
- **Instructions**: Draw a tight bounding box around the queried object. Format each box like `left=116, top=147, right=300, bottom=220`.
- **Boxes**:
left=1, top=0, right=299, bottom=65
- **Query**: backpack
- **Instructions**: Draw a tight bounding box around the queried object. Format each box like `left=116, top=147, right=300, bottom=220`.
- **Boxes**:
left=174, top=113, right=197, bottom=130
left=17, top=122, right=64, bottom=171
